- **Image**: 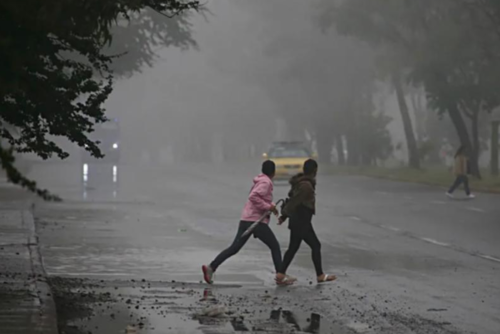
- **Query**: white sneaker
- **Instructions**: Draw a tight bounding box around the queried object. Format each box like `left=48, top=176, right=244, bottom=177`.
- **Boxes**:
left=446, top=192, right=454, bottom=199
left=467, top=194, right=476, bottom=199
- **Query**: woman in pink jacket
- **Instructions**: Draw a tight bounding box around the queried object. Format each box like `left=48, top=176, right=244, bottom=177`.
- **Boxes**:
left=202, top=160, right=282, bottom=284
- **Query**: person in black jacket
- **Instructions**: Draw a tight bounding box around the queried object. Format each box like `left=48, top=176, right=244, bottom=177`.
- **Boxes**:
left=275, top=159, right=337, bottom=285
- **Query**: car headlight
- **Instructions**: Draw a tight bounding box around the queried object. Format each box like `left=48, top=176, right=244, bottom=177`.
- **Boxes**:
left=112, top=143, right=118, bottom=149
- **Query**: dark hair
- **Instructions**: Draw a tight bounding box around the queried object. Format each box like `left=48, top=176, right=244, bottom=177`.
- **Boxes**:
left=303, top=159, right=318, bottom=175
left=262, top=160, right=276, bottom=177
left=455, top=145, right=466, bottom=158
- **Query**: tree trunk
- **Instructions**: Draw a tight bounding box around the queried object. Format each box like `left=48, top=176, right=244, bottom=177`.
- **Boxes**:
left=447, top=107, right=481, bottom=178
left=346, top=134, right=360, bottom=166
left=316, top=127, right=332, bottom=164
left=361, top=153, right=371, bottom=166
left=410, top=92, right=425, bottom=143
left=393, top=72, right=420, bottom=169
left=491, top=121, right=499, bottom=176
left=335, top=133, right=346, bottom=166
left=471, top=110, right=482, bottom=179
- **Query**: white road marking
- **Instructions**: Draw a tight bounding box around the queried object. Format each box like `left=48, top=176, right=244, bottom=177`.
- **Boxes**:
left=466, top=207, right=485, bottom=213
left=381, top=225, right=400, bottom=232
left=48, top=272, right=131, bottom=276
left=49, top=246, right=82, bottom=250
left=349, top=216, right=362, bottom=221
left=360, top=217, right=500, bottom=265
left=478, top=255, right=500, bottom=263
left=420, top=238, right=450, bottom=247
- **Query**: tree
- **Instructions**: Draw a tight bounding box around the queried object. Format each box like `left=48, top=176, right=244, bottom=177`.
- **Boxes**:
left=322, top=0, right=500, bottom=177
left=408, top=87, right=427, bottom=144
left=319, top=0, right=421, bottom=169
left=0, top=0, right=199, bottom=199
left=405, top=0, right=500, bottom=177
left=105, top=8, right=199, bottom=78
left=392, top=71, right=420, bottom=168
left=259, top=31, right=391, bottom=165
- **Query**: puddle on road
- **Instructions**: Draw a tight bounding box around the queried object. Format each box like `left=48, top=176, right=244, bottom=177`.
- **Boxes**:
left=51, top=278, right=347, bottom=334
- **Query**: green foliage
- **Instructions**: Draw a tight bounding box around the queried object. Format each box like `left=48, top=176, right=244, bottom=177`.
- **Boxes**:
left=260, top=29, right=392, bottom=163
left=362, top=112, right=394, bottom=162
left=0, top=0, right=199, bottom=198
left=0, top=144, right=60, bottom=201
left=347, top=88, right=393, bottom=164
left=325, top=0, right=500, bottom=114
left=106, top=8, right=200, bottom=77
left=417, top=140, right=435, bottom=163
left=322, top=0, right=500, bottom=176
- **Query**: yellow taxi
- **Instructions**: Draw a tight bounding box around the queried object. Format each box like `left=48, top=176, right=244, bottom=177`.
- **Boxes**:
left=263, top=142, right=317, bottom=180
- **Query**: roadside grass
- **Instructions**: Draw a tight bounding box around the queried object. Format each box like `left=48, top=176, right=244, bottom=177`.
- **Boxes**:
left=323, top=165, right=500, bottom=194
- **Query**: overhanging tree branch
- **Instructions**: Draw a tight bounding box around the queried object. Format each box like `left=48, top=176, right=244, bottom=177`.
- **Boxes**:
left=1, top=0, right=200, bottom=199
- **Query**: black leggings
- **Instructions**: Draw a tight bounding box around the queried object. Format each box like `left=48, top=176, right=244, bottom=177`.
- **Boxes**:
left=279, top=220, right=323, bottom=277
left=448, top=175, right=471, bottom=195
left=210, top=221, right=282, bottom=272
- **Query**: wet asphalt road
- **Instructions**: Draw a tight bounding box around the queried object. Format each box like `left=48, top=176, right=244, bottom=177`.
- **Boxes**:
left=29, top=162, right=500, bottom=334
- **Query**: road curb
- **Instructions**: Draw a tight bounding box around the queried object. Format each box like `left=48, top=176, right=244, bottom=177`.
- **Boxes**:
left=22, top=209, right=59, bottom=334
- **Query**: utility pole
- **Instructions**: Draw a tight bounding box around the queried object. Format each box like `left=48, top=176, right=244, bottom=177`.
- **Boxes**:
left=492, top=120, right=499, bottom=176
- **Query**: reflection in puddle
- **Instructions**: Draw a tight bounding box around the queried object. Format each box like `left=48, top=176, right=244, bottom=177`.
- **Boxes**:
left=230, top=317, right=249, bottom=331
left=269, top=309, right=280, bottom=322
left=80, top=163, right=120, bottom=200
left=200, top=288, right=324, bottom=334
left=280, top=310, right=321, bottom=333
left=57, top=283, right=338, bottom=334
left=113, top=165, right=118, bottom=183
left=282, top=310, right=301, bottom=331
left=305, top=313, right=321, bottom=334
left=125, top=324, right=138, bottom=333
left=83, top=163, right=89, bottom=182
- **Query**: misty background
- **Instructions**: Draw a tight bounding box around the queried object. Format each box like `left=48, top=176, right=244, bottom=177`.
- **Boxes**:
left=36, top=0, right=497, bottom=169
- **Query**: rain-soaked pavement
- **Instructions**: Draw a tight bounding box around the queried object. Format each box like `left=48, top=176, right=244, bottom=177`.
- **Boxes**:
left=49, top=277, right=345, bottom=334
left=27, top=162, right=500, bottom=334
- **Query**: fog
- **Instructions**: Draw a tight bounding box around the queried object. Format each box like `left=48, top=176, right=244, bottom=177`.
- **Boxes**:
left=4, top=3, right=500, bottom=333
left=23, top=0, right=496, bottom=172
left=100, top=0, right=399, bottom=166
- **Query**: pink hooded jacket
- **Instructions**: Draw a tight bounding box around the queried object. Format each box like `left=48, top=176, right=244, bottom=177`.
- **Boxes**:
left=240, top=174, right=274, bottom=224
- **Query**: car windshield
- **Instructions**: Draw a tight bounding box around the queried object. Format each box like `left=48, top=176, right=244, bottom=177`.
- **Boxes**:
left=268, top=147, right=310, bottom=158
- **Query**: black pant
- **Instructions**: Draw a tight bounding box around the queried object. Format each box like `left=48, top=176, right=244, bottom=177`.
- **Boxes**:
left=279, top=207, right=323, bottom=277
left=448, top=175, right=471, bottom=195
left=210, top=221, right=282, bottom=272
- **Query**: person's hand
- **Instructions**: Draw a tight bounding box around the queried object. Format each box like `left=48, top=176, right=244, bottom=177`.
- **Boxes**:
left=278, top=216, right=286, bottom=225
left=270, top=204, right=279, bottom=216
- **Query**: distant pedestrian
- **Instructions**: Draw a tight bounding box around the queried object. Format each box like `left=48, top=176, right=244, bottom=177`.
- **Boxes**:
left=446, top=145, right=475, bottom=199
left=202, top=160, right=286, bottom=284
left=276, top=159, right=337, bottom=285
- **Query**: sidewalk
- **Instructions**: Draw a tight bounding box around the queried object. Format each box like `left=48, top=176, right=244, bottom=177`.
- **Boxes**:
left=0, top=185, right=58, bottom=334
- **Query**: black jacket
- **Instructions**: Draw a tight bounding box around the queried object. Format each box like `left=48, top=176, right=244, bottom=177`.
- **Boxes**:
left=281, top=173, right=316, bottom=220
